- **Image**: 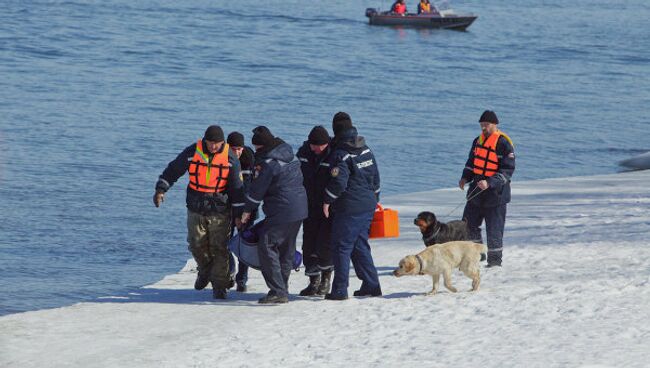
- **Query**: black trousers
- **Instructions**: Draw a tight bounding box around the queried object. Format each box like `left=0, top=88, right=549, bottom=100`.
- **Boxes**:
left=463, top=202, right=507, bottom=265
left=301, top=215, right=333, bottom=276
left=257, top=220, right=302, bottom=298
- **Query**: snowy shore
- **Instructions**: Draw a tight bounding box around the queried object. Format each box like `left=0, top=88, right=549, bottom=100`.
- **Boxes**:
left=1, top=171, right=649, bottom=368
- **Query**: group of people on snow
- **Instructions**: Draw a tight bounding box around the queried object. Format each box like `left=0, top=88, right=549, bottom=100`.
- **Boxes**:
left=153, top=110, right=515, bottom=304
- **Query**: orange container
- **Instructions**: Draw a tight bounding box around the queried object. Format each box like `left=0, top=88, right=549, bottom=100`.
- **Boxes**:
left=369, top=204, right=400, bottom=239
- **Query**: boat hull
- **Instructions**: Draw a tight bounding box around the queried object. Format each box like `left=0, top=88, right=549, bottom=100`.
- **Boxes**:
left=366, top=11, right=477, bottom=30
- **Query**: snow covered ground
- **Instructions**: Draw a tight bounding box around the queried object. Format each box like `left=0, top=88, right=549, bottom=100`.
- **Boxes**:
left=2, top=171, right=649, bottom=368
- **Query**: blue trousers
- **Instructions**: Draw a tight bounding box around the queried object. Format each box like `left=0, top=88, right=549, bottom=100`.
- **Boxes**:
left=330, top=210, right=380, bottom=297
left=257, top=220, right=302, bottom=298
left=463, top=202, right=507, bottom=265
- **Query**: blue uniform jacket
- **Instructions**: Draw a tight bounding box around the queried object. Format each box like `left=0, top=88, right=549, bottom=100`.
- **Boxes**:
left=244, top=139, right=308, bottom=225
left=324, top=128, right=381, bottom=215
left=156, top=140, right=245, bottom=216
left=461, top=133, right=515, bottom=207
left=296, top=141, right=332, bottom=218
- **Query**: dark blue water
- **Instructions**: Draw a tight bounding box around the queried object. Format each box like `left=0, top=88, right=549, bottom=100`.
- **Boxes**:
left=1, top=0, right=648, bottom=315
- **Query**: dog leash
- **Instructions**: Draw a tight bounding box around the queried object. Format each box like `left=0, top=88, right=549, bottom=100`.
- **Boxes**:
left=442, top=185, right=486, bottom=219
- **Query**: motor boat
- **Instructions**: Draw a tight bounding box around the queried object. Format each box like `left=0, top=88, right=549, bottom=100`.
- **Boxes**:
left=365, top=1, right=477, bottom=30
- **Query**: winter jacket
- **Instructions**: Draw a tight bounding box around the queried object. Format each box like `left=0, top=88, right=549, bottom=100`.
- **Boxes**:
left=296, top=141, right=332, bottom=217
left=239, top=146, right=255, bottom=192
left=324, top=127, right=381, bottom=215
left=461, top=133, right=515, bottom=208
left=156, top=140, right=245, bottom=216
left=244, top=139, right=308, bottom=225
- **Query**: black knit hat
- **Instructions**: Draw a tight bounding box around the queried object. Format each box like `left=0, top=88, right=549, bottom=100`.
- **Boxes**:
left=308, top=125, right=330, bottom=145
left=204, top=125, right=224, bottom=142
left=479, top=110, right=499, bottom=124
left=332, top=111, right=353, bottom=136
left=251, top=126, right=275, bottom=147
left=227, top=131, right=245, bottom=147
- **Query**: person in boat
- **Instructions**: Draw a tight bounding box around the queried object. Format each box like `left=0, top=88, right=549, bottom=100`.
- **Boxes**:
left=417, top=0, right=431, bottom=14
left=391, top=0, right=407, bottom=14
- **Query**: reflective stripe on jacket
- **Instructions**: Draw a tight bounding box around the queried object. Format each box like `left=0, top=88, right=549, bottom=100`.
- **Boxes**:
left=188, top=140, right=230, bottom=193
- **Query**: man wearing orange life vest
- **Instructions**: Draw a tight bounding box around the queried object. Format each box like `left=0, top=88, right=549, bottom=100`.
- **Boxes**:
left=153, top=125, right=245, bottom=299
left=392, top=0, right=407, bottom=14
left=459, top=111, right=515, bottom=267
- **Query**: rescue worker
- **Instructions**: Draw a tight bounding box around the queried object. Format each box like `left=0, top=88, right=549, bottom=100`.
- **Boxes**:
left=323, top=112, right=382, bottom=300
left=459, top=110, right=515, bottom=267
left=153, top=125, right=244, bottom=299
left=226, top=131, right=256, bottom=292
left=296, top=125, right=334, bottom=297
left=417, top=0, right=431, bottom=14
left=392, top=0, right=407, bottom=14
left=239, top=126, right=308, bottom=304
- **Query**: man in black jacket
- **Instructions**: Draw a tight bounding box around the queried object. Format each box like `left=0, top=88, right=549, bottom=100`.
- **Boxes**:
left=296, top=126, right=334, bottom=296
left=323, top=113, right=382, bottom=300
left=153, top=125, right=244, bottom=299
left=239, top=126, right=308, bottom=304
left=459, top=110, right=515, bottom=267
left=226, top=131, right=256, bottom=292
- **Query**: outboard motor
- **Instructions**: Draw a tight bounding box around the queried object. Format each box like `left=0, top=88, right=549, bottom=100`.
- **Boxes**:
left=365, top=8, right=378, bottom=18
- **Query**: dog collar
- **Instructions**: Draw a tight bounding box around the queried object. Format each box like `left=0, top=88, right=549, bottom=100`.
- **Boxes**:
left=423, top=226, right=441, bottom=245
left=415, top=254, right=425, bottom=275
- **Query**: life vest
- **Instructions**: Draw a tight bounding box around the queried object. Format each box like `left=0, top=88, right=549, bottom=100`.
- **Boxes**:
left=472, top=132, right=502, bottom=177
left=393, top=3, right=406, bottom=13
left=188, top=140, right=230, bottom=193
left=419, top=2, right=430, bottom=13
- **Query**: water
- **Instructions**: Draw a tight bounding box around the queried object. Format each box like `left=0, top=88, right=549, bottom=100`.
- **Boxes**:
left=0, top=0, right=648, bottom=315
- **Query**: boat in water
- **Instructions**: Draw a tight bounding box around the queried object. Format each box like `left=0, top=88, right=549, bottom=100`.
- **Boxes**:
left=365, top=1, right=477, bottom=30
left=619, top=151, right=650, bottom=170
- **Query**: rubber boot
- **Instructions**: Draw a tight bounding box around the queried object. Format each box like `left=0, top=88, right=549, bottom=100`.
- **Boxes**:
left=299, top=275, right=321, bottom=296
left=316, top=270, right=332, bottom=296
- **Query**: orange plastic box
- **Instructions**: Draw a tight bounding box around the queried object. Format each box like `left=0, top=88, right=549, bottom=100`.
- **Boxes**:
left=369, top=204, right=400, bottom=239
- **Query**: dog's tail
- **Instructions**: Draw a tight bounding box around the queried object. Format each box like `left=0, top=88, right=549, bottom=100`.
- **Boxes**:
left=474, top=243, right=488, bottom=254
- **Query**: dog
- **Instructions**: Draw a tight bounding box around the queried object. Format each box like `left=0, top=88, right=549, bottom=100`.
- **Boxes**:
left=393, top=241, right=487, bottom=295
left=414, top=211, right=469, bottom=246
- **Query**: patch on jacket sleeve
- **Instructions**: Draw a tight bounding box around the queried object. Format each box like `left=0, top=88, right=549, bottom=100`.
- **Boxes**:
left=254, top=165, right=262, bottom=179
left=508, top=153, right=515, bottom=158
left=330, top=167, right=339, bottom=177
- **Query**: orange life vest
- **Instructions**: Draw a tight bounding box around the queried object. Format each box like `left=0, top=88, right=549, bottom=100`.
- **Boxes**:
left=419, top=2, right=430, bottom=13
left=188, top=140, right=230, bottom=193
left=393, top=3, right=406, bottom=13
left=472, top=132, right=502, bottom=177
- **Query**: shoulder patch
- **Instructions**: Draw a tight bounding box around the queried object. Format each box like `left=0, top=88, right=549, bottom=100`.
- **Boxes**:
left=508, top=153, right=515, bottom=158
left=330, top=167, right=339, bottom=177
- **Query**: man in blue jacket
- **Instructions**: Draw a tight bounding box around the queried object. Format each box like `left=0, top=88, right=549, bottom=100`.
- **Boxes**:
left=296, top=125, right=334, bottom=296
left=153, top=125, right=244, bottom=299
left=323, top=112, right=382, bottom=300
left=459, top=110, right=515, bottom=267
left=239, top=126, right=308, bottom=304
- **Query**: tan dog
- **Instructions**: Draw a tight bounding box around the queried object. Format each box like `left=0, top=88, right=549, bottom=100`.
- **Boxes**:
left=393, top=241, right=487, bottom=295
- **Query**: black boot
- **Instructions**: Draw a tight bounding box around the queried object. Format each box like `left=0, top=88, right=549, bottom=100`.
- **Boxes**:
left=194, top=272, right=210, bottom=290
left=213, top=288, right=227, bottom=299
left=299, top=275, right=321, bottom=296
left=236, top=281, right=247, bottom=292
left=316, top=270, right=332, bottom=296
